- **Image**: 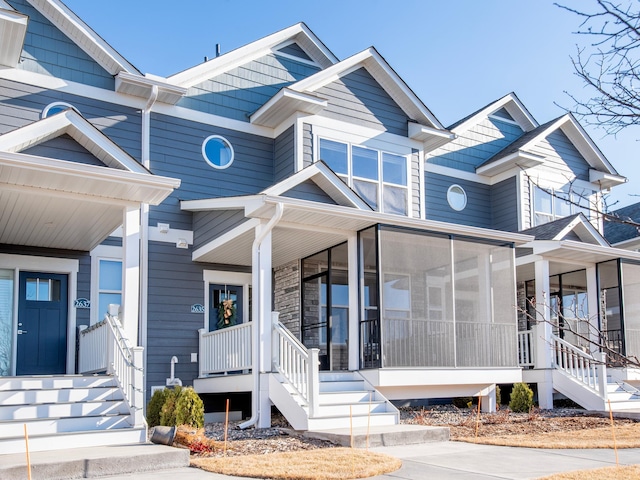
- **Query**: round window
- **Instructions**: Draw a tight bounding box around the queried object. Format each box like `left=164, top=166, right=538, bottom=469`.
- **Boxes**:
left=42, top=102, right=77, bottom=119
left=447, top=184, right=467, bottom=211
left=202, top=135, right=234, bottom=169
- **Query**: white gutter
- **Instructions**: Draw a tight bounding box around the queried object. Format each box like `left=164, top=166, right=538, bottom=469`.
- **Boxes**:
left=240, top=202, right=284, bottom=429
left=139, top=85, right=158, bottom=351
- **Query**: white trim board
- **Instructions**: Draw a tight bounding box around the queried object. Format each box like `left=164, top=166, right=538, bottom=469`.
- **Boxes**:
left=202, top=270, right=252, bottom=330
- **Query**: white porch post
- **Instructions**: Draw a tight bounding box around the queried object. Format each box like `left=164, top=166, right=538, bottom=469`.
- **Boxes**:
left=348, top=233, right=359, bottom=371
left=534, top=259, right=553, bottom=409
left=586, top=266, right=600, bottom=351
left=256, top=222, right=273, bottom=428
left=122, top=205, right=141, bottom=345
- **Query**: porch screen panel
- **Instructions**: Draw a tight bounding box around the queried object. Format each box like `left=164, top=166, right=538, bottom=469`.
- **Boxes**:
left=379, top=228, right=454, bottom=367
left=0, top=269, right=13, bottom=376
left=622, top=262, right=640, bottom=359
left=598, top=260, right=623, bottom=356
left=489, top=245, right=518, bottom=366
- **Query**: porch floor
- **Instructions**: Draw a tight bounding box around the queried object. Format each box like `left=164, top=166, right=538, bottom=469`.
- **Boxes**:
left=303, top=423, right=449, bottom=447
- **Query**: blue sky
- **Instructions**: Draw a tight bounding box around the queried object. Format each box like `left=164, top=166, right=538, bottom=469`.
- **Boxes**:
left=64, top=0, right=638, bottom=208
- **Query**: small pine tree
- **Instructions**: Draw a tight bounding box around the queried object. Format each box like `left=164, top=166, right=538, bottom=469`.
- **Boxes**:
left=175, top=387, right=205, bottom=428
left=159, top=386, right=182, bottom=426
left=495, top=385, right=502, bottom=406
left=509, top=382, right=534, bottom=413
left=146, top=388, right=168, bottom=427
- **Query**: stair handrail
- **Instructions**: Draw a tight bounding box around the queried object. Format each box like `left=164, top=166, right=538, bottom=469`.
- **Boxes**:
left=272, top=320, right=319, bottom=417
left=104, top=313, right=145, bottom=428
left=551, top=333, right=607, bottom=399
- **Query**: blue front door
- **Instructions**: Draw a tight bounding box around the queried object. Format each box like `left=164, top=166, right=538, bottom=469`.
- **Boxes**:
left=17, top=272, right=68, bottom=375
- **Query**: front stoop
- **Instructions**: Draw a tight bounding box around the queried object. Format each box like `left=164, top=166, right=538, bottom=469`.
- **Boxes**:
left=304, top=424, right=450, bottom=448
left=0, top=443, right=189, bottom=480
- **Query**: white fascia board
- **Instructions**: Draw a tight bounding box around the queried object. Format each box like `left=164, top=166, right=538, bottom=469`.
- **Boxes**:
left=555, top=216, right=608, bottom=246
left=589, top=169, right=627, bottom=189
left=290, top=48, right=444, bottom=129
left=476, top=151, right=545, bottom=176
left=408, top=123, right=455, bottom=150
left=562, top=114, right=619, bottom=175
left=452, top=93, right=538, bottom=135
left=424, top=162, right=491, bottom=186
left=257, top=195, right=533, bottom=244
left=180, top=195, right=264, bottom=213
left=250, top=88, right=327, bottom=127
left=611, top=237, right=640, bottom=250
left=0, top=1, right=14, bottom=9
left=115, top=72, right=187, bottom=105
left=0, top=8, right=28, bottom=68
left=168, top=23, right=336, bottom=89
left=191, top=218, right=260, bottom=262
left=0, top=150, right=180, bottom=201
left=29, top=0, right=139, bottom=75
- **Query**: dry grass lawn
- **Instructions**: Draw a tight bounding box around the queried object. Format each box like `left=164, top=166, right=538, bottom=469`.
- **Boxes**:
left=190, top=447, right=402, bottom=480
left=539, top=464, right=640, bottom=480
left=457, top=423, right=640, bottom=449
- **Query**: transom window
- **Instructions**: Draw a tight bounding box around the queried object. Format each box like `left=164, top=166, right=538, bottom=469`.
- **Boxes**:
left=533, top=185, right=591, bottom=226
left=319, top=138, right=408, bottom=215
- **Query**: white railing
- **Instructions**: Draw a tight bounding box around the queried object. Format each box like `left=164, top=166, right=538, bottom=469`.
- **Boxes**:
left=272, top=320, right=319, bottom=417
left=518, top=330, right=535, bottom=367
left=78, top=320, right=109, bottom=373
left=551, top=333, right=607, bottom=399
left=78, top=315, right=144, bottom=427
left=198, top=322, right=252, bottom=377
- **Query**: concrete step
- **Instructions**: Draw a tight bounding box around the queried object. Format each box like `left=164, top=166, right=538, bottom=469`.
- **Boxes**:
left=307, top=411, right=398, bottom=430
left=0, top=414, right=131, bottom=438
left=0, top=375, right=114, bottom=391
left=0, top=399, right=129, bottom=421
left=305, top=424, right=449, bottom=447
left=0, top=386, right=122, bottom=405
left=315, top=400, right=389, bottom=417
left=0, top=442, right=187, bottom=478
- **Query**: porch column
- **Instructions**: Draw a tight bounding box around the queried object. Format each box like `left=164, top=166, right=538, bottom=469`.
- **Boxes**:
left=534, top=259, right=553, bottom=409
left=122, top=205, right=141, bottom=345
left=348, top=233, right=359, bottom=371
left=586, top=266, right=600, bottom=351
left=254, top=221, right=273, bottom=428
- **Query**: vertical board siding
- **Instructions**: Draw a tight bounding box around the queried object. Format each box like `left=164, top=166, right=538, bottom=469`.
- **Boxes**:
left=0, top=79, right=142, bottom=160
left=193, top=210, right=247, bottom=249
left=274, top=126, right=294, bottom=182
left=424, top=172, right=491, bottom=228
left=315, top=68, right=409, bottom=136
left=149, top=112, right=274, bottom=230
left=410, top=149, right=420, bottom=218
left=491, top=177, right=519, bottom=232
left=8, top=0, right=115, bottom=90
left=429, top=118, right=524, bottom=172
left=22, top=134, right=106, bottom=166
left=303, top=123, right=313, bottom=167
left=178, top=54, right=320, bottom=121
left=527, top=130, right=590, bottom=181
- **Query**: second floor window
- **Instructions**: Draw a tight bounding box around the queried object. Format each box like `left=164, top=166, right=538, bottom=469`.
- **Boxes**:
left=533, top=185, right=591, bottom=226
left=319, top=138, right=408, bottom=215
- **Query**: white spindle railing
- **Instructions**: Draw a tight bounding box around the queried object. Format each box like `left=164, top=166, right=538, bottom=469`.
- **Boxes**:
left=78, top=315, right=144, bottom=427
left=272, top=320, right=319, bottom=417
left=78, top=320, right=109, bottom=373
left=551, top=333, right=607, bottom=399
left=198, top=322, right=253, bottom=377
left=518, top=330, right=535, bottom=367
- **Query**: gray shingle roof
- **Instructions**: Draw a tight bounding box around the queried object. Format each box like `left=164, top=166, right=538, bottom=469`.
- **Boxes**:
left=604, top=202, right=640, bottom=244
left=519, top=214, right=582, bottom=240
left=447, top=92, right=522, bottom=130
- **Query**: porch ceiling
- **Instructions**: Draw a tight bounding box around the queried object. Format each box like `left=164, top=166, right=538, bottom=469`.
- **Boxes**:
left=0, top=152, right=180, bottom=251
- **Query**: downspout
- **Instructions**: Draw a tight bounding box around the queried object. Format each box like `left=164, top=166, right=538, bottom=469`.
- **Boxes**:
left=239, top=201, right=284, bottom=429
left=139, top=85, right=158, bottom=352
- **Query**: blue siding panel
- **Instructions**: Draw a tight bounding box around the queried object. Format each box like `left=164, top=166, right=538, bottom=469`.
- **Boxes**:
left=22, top=134, right=106, bottom=166
left=178, top=54, right=320, bottom=121
left=316, top=68, right=409, bottom=136
left=491, top=177, right=519, bottom=232
left=282, top=180, right=339, bottom=204
left=274, top=126, right=294, bottom=182
left=8, top=0, right=115, bottom=89
left=193, top=210, right=247, bottom=249
left=424, top=172, right=491, bottom=228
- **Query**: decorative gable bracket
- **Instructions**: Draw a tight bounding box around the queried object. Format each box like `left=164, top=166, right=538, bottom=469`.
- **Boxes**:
left=0, top=8, right=28, bottom=68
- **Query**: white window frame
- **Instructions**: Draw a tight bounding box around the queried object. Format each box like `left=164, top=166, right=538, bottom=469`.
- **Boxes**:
left=317, top=136, right=410, bottom=215
left=90, top=245, right=123, bottom=325
left=532, top=183, right=593, bottom=226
